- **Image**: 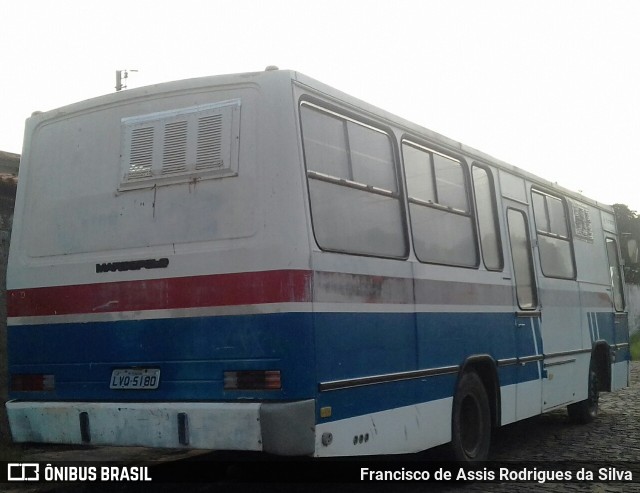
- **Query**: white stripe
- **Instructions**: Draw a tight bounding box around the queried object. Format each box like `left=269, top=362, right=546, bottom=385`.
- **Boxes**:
left=10, top=302, right=517, bottom=325
left=313, top=303, right=513, bottom=314
left=7, top=302, right=313, bottom=326
left=530, top=319, right=542, bottom=379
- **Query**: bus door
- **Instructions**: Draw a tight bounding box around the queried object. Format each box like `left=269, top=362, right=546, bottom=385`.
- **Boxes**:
left=604, top=235, right=630, bottom=391
left=505, top=204, right=543, bottom=420
left=529, top=189, right=582, bottom=411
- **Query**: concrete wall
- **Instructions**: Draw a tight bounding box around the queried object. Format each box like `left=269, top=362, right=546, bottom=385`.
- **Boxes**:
left=0, top=151, right=19, bottom=445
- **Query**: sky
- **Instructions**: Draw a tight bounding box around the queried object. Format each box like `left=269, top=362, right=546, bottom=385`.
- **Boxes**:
left=2, top=0, right=640, bottom=211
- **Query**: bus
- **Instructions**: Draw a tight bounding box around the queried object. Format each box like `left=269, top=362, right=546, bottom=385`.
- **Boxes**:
left=5, top=68, right=633, bottom=461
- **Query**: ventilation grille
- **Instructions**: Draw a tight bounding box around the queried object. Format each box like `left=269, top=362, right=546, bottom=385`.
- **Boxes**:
left=196, top=114, right=223, bottom=170
left=162, top=121, right=188, bottom=175
left=120, top=99, right=240, bottom=190
left=128, top=127, right=154, bottom=178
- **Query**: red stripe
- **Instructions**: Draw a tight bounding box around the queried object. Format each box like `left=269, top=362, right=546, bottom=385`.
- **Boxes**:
left=7, top=270, right=313, bottom=318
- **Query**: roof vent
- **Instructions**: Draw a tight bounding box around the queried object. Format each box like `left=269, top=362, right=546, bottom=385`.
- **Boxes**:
left=265, top=65, right=279, bottom=71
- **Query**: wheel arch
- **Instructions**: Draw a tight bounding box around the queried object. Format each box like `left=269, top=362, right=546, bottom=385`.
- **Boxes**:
left=459, top=354, right=501, bottom=429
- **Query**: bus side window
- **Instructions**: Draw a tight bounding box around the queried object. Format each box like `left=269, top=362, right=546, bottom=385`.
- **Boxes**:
left=472, top=165, right=503, bottom=271
left=531, top=190, right=576, bottom=279
left=605, top=237, right=625, bottom=312
left=300, top=103, right=407, bottom=258
left=507, top=209, right=538, bottom=310
left=402, top=141, right=478, bottom=267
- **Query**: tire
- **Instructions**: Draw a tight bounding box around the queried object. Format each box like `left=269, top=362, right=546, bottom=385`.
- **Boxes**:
left=451, top=370, right=491, bottom=462
left=567, top=366, right=599, bottom=424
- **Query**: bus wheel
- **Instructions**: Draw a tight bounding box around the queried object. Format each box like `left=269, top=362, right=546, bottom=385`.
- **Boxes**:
left=567, top=366, right=599, bottom=424
left=451, top=370, right=491, bottom=462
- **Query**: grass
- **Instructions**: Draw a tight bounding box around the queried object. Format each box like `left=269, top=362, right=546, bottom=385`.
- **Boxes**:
left=631, top=331, right=640, bottom=361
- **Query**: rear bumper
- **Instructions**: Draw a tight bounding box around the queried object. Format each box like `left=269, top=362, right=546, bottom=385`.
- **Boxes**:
left=6, top=399, right=316, bottom=456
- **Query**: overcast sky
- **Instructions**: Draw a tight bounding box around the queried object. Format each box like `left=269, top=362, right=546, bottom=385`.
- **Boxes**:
left=2, top=1, right=640, bottom=211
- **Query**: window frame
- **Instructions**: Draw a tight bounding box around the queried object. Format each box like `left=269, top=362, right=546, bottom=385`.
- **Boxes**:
left=471, top=163, right=504, bottom=271
left=299, top=99, right=409, bottom=260
left=507, top=207, right=539, bottom=310
left=530, top=188, right=577, bottom=280
left=605, top=237, right=626, bottom=312
left=401, top=138, right=479, bottom=268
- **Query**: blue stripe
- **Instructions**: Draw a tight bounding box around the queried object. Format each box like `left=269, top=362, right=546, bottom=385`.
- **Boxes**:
left=9, top=310, right=545, bottom=421
left=587, top=311, right=630, bottom=363
left=594, top=311, right=615, bottom=342
left=8, top=313, right=317, bottom=401
left=314, top=311, right=539, bottom=421
left=314, top=312, right=528, bottom=380
left=589, top=311, right=630, bottom=350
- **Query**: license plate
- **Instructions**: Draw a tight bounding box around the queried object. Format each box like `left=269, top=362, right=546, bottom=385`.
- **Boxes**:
left=110, top=368, right=160, bottom=390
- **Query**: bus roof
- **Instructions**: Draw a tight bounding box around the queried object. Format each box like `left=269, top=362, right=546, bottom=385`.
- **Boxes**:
left=25, top=68, right=612, bottom=213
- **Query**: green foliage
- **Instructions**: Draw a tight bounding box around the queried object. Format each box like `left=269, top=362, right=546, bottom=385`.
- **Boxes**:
left=631, top=331, right=640, bottom=361
left=613, top=204, right=640, bottom=285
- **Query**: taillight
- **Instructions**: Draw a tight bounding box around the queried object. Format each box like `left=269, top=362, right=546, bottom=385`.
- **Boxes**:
left=223, top=370, right=281, bottom=390
left=11, top=374, right=55, bottom=392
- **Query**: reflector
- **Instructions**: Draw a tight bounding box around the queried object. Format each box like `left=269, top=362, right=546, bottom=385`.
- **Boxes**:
left=224, top=370, right=281, bottom=390
left=11, top=374, right=55, bottom=392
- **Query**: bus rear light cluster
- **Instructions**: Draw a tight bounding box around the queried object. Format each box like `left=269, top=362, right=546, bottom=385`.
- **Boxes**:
left=11, top=374, right=55, bottom=392
left=223, top=370, right=281, bottom=390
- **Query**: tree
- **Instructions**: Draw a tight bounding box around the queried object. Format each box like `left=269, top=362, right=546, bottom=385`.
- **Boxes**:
left=613, top=204, right=640, bottom=285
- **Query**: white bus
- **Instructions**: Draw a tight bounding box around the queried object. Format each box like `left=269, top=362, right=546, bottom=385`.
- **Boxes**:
left=6, top=68, right=632, bottom=461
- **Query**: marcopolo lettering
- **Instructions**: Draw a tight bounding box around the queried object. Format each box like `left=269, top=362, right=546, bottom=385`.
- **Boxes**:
left=96, top=258, right=169, bottom=274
